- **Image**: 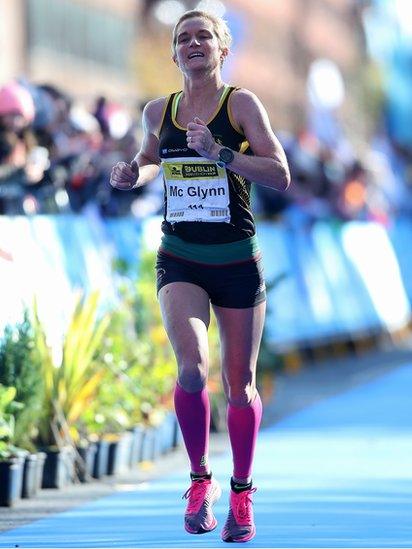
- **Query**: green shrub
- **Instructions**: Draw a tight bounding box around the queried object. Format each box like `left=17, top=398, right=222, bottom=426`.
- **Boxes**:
left=0, top=384, right=24, bottom=460
left=32, top=292, right=110, bottom=449
left=0, top=311, right=44, bottom=452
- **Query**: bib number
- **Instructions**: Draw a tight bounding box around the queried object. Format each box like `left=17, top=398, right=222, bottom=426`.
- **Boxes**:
left=163, top=158, right=231, bottom=223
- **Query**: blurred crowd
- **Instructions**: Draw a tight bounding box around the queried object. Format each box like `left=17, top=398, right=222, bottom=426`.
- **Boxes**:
left=0, top=78, right=410, bottom=224
left=0, top=79, right=145, bottom=218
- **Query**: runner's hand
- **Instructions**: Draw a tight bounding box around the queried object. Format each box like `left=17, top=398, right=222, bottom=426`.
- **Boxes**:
left=186, top=117, right=219, bottom=160
left=110, top=160, right=139, bottom=190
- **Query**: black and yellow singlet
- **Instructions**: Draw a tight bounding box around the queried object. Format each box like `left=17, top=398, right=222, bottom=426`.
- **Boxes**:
left=158, top=85, right=256, bottom=250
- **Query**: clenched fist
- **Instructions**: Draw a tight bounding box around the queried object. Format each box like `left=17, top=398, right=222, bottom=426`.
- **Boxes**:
left=110, top=160, right=139, bottom=190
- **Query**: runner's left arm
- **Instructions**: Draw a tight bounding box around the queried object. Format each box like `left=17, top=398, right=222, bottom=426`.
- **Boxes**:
left=186, top=89, right=290, bottom=191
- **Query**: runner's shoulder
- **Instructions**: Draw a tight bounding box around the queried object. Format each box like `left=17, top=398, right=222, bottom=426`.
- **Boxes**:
left=142, top=97, right=168, bottom=135
left=230, top=88, right=261, bottom=112
left=230, top=88, right=268, bottom=131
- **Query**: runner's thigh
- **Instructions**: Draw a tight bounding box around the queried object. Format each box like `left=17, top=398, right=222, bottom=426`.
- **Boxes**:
left=159, top=281, right=211, bottom=370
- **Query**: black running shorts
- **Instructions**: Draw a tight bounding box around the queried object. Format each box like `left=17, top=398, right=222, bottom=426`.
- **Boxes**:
left=155, top=251, right=266, bottom=309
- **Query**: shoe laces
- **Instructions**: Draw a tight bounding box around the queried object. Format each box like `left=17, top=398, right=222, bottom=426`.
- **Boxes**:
left=183, top=479, right=211, bottom=514
left=231, top=487, right=257, bottom=524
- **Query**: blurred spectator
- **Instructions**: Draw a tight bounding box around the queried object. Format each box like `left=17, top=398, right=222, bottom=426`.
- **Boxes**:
left=93, top=96, right=111, bottom=136
left=0, top=81, right=35, bottom=132
left=0, top=130, right=27, bottom=214
left=279, top=130, right=344, bottom=224
left=0, top=81, right=53, bottom=214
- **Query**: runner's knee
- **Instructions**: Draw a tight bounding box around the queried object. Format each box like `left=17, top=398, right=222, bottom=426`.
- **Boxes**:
left=224, top=381, right=256, bottom=408
left=178, top=361, right=208, bottom=392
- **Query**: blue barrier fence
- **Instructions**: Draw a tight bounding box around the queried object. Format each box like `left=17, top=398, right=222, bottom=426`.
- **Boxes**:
left=0, top=212, right=410, bottom=349
left=259, top=217, right=411, bottom=348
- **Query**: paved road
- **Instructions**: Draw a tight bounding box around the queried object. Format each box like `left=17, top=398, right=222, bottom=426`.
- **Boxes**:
left=0, top=352, right=411, bottom=548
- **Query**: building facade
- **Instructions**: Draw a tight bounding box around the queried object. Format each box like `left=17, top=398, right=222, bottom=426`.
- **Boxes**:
left=0, top=0, right=139, bottom=103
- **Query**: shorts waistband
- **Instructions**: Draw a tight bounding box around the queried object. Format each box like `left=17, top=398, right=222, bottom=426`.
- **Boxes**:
left=159, top=234, right=260, bottom=265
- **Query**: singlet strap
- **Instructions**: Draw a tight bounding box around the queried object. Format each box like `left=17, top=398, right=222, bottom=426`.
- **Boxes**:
left=158, top=93, right=176, bottom=137
left=171, top=91, right=182, bottom=121
left=227, top=86, right=244, bottom=135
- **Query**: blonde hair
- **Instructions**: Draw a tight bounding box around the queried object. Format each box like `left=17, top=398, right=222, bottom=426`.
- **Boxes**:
left=172, top=10, right=232, bottom=55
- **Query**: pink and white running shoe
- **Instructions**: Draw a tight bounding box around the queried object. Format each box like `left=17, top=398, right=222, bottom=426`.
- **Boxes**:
left=221, top=487, right=257, bottom=543
left=182, top=477, right=222, bottom=534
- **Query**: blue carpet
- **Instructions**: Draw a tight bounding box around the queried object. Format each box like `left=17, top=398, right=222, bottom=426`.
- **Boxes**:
left=1, top=364, right=411, bottom=548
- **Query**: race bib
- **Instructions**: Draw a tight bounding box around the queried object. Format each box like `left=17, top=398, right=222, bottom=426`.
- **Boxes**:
left=162, top=157, right=231, bottom=223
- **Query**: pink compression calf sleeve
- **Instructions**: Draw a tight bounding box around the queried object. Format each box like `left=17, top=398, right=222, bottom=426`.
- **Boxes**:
left=227, top=392, right=263, bottom=480
left=174, top=383, right=210, bottom=474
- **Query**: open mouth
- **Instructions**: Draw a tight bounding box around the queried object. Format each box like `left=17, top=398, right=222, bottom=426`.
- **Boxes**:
left=188, top=52, right=204, bottom=59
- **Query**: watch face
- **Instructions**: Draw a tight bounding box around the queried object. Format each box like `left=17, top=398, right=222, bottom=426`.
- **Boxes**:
left=219, top=147, right=234, bottom=164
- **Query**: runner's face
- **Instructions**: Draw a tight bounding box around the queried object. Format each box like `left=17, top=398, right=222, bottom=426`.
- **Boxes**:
left=174, top=17, right=223, bottom=73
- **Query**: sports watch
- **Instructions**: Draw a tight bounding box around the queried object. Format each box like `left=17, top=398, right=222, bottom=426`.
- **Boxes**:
left=217, top=147, right=234, bottom=168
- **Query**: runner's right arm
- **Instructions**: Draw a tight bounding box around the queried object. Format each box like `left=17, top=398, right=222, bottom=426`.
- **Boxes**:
left=110, top=98, right=166, bottom=190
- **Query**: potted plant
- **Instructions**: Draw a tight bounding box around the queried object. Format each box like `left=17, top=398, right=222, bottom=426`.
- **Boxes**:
left=75, top=440, right=97, bottom=483
left=0, top=312, right=45, bottom=498
left=32, top=291, right=110, bottom=488
left=80, top=380, right=132, bottom=478
left=0, top=384, right=25, bottom=507
left=79, top=341, right=143, bottom=477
